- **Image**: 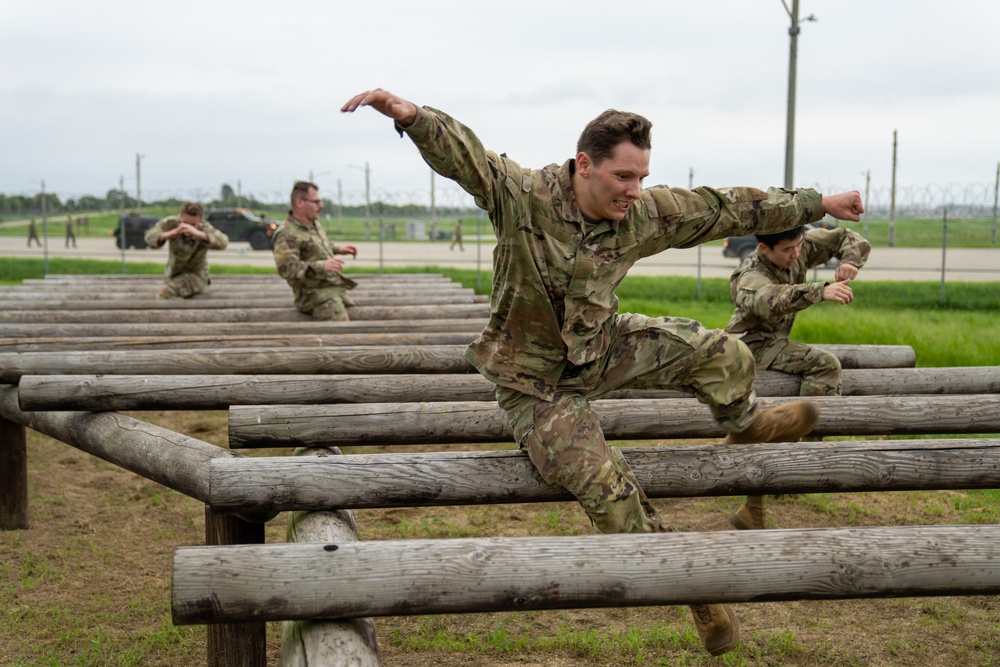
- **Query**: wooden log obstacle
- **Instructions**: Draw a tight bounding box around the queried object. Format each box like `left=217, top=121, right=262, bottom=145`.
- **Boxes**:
left=16, top=366, right=1000, bottom=411
left=4, top=273, right=997, bottom=667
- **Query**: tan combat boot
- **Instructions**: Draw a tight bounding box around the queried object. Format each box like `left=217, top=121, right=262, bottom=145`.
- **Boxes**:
left=724, top=402, right=819, bottom=530
left=689, top=603, right=740, bottom=656
left=723, top=401, right=820, bottom=445
left=729, top=495, right=764, bottom=530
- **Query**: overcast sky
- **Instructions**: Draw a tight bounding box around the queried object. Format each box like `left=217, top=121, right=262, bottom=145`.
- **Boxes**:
left=3, top=0, right=998, bottom=210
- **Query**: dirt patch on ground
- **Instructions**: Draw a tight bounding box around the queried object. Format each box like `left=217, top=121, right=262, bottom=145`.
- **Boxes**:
left=2, top=411, right=999, bottom=666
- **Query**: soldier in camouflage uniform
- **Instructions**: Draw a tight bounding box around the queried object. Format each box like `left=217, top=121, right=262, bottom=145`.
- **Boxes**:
left=272, top=181, right=358, bottom=321
left=343, top=88, right=865, bottom=657
left=144, top=202, right=229, bottom=299
left=723, top=225, right=871, bottom=531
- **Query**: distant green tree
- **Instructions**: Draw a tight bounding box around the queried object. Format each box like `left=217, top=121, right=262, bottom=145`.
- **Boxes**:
left=220, top=183, right=236, bottom=204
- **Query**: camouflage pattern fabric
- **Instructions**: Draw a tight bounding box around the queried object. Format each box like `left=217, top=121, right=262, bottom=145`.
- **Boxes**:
left=725, top=227, right=872, bottom=396
left=272, top=215, right=357, bottom=320
left=398, top=105, right=823, bottom=534
left=497, top=312, right=758, bottom=533
left=400, top=105, right=825, bottom=402
left=143, top=216, right=229, bottom=299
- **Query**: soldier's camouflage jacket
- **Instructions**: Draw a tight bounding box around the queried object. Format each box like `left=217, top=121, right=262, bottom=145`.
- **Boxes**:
left=400, top=106, right=827, bottom=401
left=725, top=226, right=871, bottom=353
left=271, top=215, right=357, bottom=314
left=143, top=216, right=228, bottom=281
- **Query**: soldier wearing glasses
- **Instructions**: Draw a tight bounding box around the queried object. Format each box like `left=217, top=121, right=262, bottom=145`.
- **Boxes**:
left=272, top=180, right=359, bottom=321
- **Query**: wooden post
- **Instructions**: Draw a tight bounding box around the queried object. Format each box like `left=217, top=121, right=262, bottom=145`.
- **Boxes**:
left=204, top=506, right=267, bottom=667
left=282, top=447, right=381, bottom=666
left=0, top=415, right=29, bottom=529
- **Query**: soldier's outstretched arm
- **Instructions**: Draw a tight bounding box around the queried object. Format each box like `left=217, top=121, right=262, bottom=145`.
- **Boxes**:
left=341, top=89, right=417, bottom=127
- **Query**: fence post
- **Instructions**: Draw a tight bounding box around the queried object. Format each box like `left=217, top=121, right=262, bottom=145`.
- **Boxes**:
left=940, top=210, right=948, bottom=305
left=204, top=506, right=267, bottom=667
left=0, top=417, right=29, bottom=530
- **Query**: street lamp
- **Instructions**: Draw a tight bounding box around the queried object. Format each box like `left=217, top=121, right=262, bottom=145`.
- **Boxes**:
left=781, top=0, right=816, bottom=189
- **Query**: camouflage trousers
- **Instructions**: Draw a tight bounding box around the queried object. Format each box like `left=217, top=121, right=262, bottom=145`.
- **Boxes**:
left=307, top=289, right=355, bottom=321
left=158, top=272, right=209, bottom=299
left=753, top=339, right=841, bottom=397
left=495, top=313, right=757, bottom=535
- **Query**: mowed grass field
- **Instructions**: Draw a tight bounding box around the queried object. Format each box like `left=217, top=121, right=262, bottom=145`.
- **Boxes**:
left=1, top=260, right=999, bottom=666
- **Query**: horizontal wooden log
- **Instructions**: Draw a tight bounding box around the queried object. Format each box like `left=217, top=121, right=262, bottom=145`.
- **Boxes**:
left=28, top=273, right=447, bottom=282
left=0, top=294, right=487, bottom=310
left=0, top=346, right=476, bottom=383
left=208, top=437, right=1000, bottom=512
left=227, top=394, right=1000, bottom=448
left=171, top=524, right=1000, bottom=624
left=0, top=319, right=486, bottom=338
left=4, top=332, right=479, bottom=353
left=0, top=385, right=236, bottom=503
left=17, top=367, right=1000, bottom=411
left=1, top=284, right=468, bottom=299
left=0, top=303, right=491, bottom=324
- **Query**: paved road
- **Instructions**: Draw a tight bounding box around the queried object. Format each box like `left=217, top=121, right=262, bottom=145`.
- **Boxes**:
left=3, top=233, right=998, bottom=282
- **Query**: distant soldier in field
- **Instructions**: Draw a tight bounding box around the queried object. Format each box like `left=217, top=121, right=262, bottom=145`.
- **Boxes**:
left=144, top=201, right=229, bottom=299
left=272, top=181, right=359, bottom=321
left=449, top=218, right=464, bottom=251
left=723, top=224, right=871, bottom=530
left=65, top=216, right=77, bottom=248
left=343, top=87, right=866, bottom=657
left=27, top=218, right=41, bottom=247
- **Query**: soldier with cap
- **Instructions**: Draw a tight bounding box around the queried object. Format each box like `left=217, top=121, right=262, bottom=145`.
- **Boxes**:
left=144, top=202, right=229, bottom=299
left=342, top=87, right=865, bottom=657
left=272, top=181, right=359, bottom=321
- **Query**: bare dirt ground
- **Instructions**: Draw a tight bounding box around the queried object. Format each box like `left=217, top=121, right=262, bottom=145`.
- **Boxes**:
left=3, top=411, right=1000, bottom=666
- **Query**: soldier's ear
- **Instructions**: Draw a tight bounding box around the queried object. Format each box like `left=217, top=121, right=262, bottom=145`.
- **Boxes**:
left=576, top=152, right=592, bottom=177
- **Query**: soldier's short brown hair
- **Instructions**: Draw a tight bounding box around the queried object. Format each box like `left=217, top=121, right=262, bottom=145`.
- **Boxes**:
left=577, top=110, right=652, bottom=165
left=290, top=180, right=319, bottom=208
left=181, top=202, right=203, bottom=218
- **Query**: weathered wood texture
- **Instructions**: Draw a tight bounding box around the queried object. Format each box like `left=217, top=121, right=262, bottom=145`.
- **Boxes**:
left=26, top=273, right=447, bottom=282
left=227, top=394, right=1000, bottom=448
left=2, top=332, right=480, bottom=353
left=204, top=507, right=267, bottom=667
left=171, top=525, right=1000, bottom=624
left=281, top=447, right=381, bottom=667
left=207, top=438, right=1000, bottom=512
left=0, top=303, right=491, bottom=324
left=0, top=344, right=918, bottom=384
left=0, top=319, right=487, bottom=338
left=0, top=284, right=468, bottom=299
left=0, top=385, right=237, bottom=503
left=0, top=294, right=488, bottom=310
left=19, top=366, right=1000, bottom=411
left=0, top=416, right=29, bottom=529
left=0, top=346, right=477, bottom=383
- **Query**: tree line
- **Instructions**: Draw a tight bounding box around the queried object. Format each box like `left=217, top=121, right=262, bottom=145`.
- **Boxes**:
left=0, top=183, right=475, bottom=219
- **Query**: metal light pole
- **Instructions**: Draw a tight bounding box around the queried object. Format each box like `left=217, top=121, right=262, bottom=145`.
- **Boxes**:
left=40, top=179, right=49, bottom=276
left=992, top=161, right=998, bottom=245
left=135, top=153, right=144, bottom=213
left=781, top=0, right=816, bottom=189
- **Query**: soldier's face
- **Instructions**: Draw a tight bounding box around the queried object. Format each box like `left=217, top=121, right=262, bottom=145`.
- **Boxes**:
left=760, top=236, right=804, bottom=268
left=295, top=188, right=323, bottom=223
left=575, top=142, right=649, bottom=221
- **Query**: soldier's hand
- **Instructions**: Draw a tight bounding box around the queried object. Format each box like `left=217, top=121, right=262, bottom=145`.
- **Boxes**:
left=323, top=256, right=345, bottom=273
left=822, top=280, right=854, bottom=304
left=834, top=262, right=860, bottom=282
left=341, top=88, right=418, bottom=127
left=339, top=244, right=358, bottom=258
left=821, top=191, right=864, bottom=221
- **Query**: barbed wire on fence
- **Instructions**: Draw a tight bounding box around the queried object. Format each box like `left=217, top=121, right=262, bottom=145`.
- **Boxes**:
left=3, top=180, right=998, bottom=218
